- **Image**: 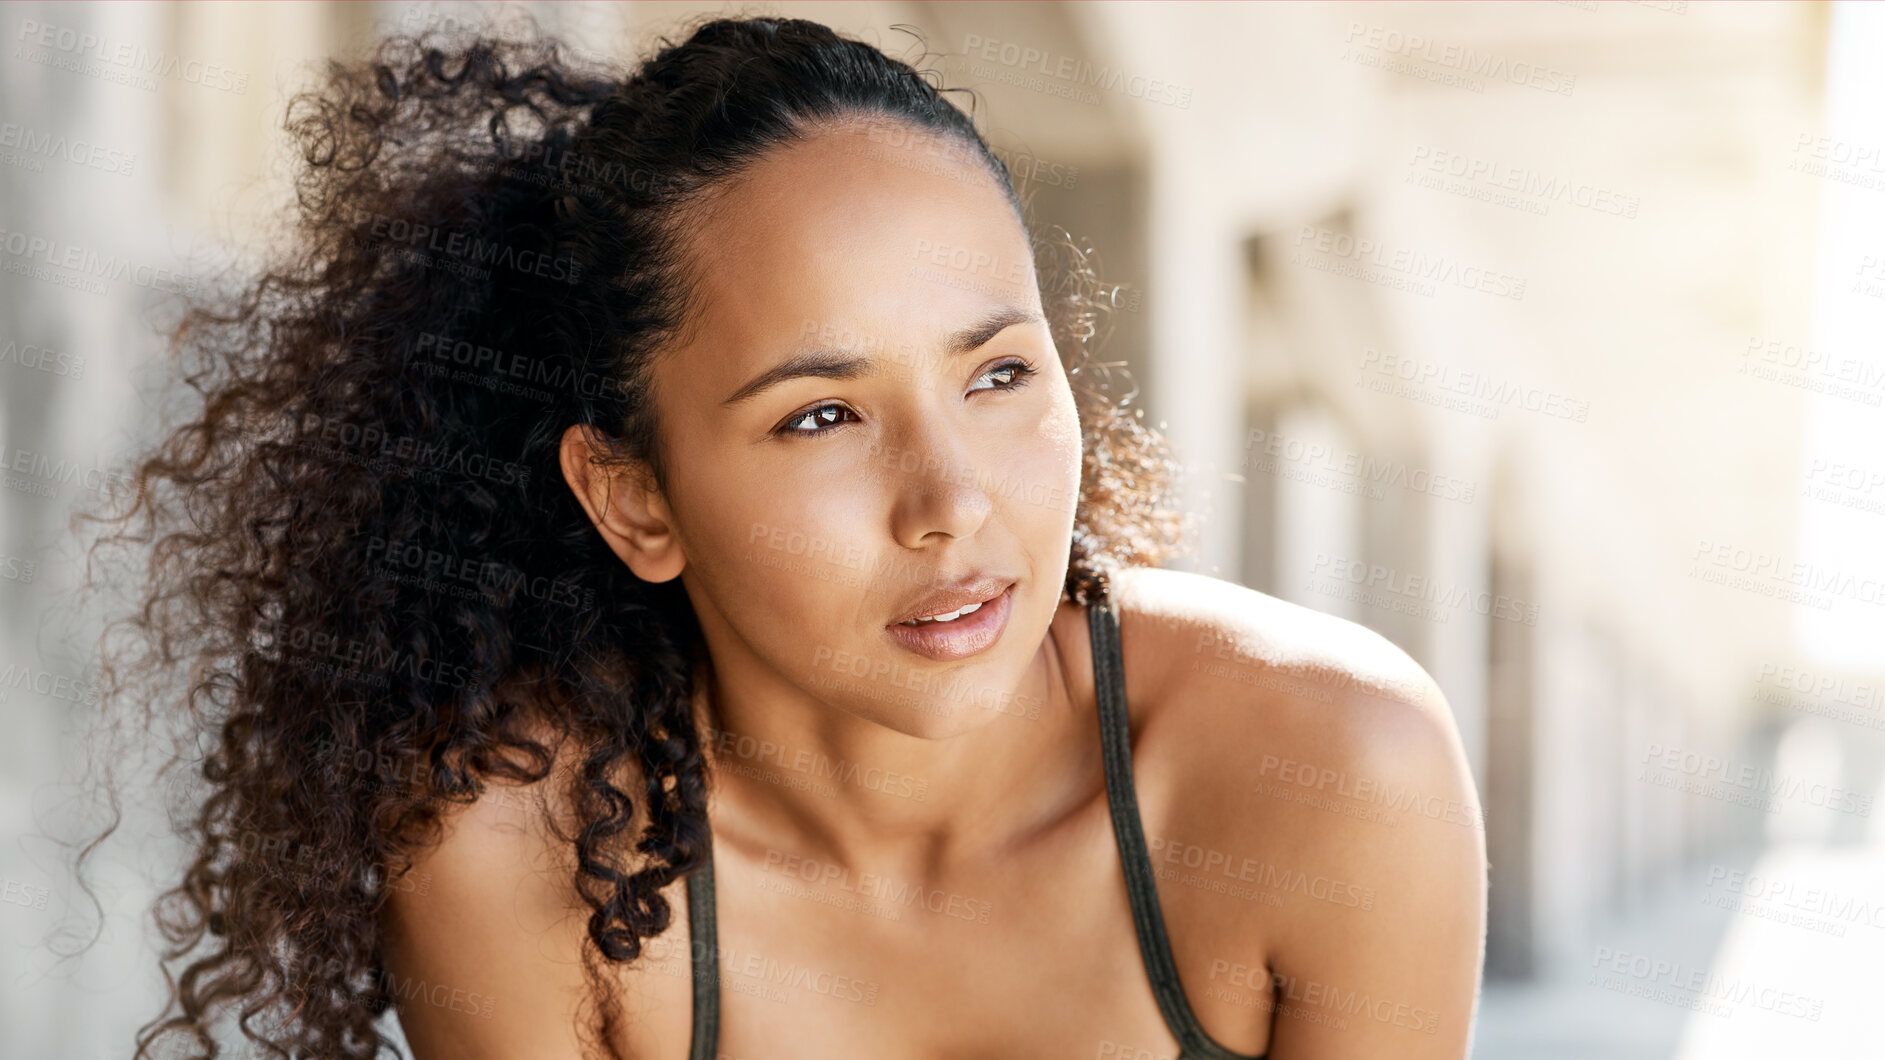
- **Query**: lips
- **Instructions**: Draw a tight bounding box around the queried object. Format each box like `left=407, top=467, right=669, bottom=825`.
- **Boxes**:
left=887, top=576, right=1016, bottom=626
left=884, top=576, right=1016, bottom=662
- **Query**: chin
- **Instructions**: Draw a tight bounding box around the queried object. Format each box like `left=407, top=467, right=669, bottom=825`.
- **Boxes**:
left=823, top=646, right=1036, bottom=741
left=861, top=702, right=989, bottom=741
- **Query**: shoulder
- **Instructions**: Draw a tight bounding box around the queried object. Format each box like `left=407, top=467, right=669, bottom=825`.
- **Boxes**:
left=1104, top=565, right=1483, bottom=917
left=384, top=713, right=671, bottom=939
left=378, top=719, right=688, bottom=1058
left=1103, top=569, right=1486, bottom=1050
left=1106, top=565, right=1458, bottom=761
left=389, top=715, right=595, bottom=902
left=1110, top=564, right=1443, bottom=719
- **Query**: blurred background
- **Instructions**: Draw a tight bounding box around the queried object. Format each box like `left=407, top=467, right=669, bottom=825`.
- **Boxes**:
left=3, top=1, right=1883, bottom=1057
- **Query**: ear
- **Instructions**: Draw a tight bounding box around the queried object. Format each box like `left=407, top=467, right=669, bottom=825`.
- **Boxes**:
left=558, top=424, right=686, bottom=583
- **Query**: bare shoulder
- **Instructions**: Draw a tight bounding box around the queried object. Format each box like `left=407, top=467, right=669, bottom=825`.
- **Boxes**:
left=1111, top=563, right=1476, bottom=807
left=387, top=715, right=595, bottom=920
left=1111, top=565, right=1445, bottom=721
left=1107, top=567, right=1486, bottom=1054
left=1108, top=565, right=1464, bottom=780
left=378, top=718, right=688, bottom=1059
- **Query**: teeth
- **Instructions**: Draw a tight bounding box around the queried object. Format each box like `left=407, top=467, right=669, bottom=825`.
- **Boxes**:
left=900, top=600, right=984, bottom=627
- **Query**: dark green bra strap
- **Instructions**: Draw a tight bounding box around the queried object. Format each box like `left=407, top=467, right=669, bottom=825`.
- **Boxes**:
left=683, top=596, right=1262, bottom=1059
left=1089, top=594, right=1266, bottom=1060
left=686, top=839, right=719, bottom=1060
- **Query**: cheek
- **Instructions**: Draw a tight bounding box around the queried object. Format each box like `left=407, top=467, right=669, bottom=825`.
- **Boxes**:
left=1016, top=387, right=1084, bottom=521
left=661, top=437, right=852, bottom=605
left=717, top=466, right=874, bottom=590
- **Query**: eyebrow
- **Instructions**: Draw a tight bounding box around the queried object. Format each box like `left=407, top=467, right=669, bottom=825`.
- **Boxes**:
left=720, top=305, right=1047, bottom=408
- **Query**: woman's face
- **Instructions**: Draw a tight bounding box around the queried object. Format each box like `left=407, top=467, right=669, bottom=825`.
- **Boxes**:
left=597, top=117, right=1084, bottom=739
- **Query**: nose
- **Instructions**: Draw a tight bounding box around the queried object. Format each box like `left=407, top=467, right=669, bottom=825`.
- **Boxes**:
left=885, top=424, right=993, bottom=549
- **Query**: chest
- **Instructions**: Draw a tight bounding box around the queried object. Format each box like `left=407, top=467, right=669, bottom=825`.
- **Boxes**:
left=609, top=798, right=1232, bottom=1060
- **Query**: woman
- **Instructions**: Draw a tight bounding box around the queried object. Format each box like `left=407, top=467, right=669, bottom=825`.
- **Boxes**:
left=104, top=14, right=1485, bottom=1060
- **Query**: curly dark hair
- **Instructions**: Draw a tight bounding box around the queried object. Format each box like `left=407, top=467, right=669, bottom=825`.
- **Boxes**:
left=82, top=12, right=1193, bottom=1060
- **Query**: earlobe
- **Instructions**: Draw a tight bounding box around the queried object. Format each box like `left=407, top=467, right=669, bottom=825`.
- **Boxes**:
left=557, top=424, right=687, bottom=583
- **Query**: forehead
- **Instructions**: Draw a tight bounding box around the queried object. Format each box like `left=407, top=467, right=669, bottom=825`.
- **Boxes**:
left=662, top=118, right=1038, bottom=393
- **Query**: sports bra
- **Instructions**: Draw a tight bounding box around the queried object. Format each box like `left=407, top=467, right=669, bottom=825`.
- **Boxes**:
left=684, top=591, right=1268, bottom=1059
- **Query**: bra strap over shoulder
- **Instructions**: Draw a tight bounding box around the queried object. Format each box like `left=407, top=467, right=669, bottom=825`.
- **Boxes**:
left=686, top=839, right=720, bottom=1060
left=1088, top=592, right=1265, bottom=1060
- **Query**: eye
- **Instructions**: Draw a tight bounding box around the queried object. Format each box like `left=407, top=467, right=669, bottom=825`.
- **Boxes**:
left=777, top=403, right=859, bottom=437
left=772, top=358, right=1040, bottom=439
left=969, top=358, right=1038, bottom=394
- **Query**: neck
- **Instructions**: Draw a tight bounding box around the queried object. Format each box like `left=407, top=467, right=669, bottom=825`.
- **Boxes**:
left=690, top=602, right=1099, bottom=877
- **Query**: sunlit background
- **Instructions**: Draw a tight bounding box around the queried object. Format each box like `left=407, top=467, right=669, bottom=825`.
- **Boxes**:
left=3, top=2, right=1883, bottom=1057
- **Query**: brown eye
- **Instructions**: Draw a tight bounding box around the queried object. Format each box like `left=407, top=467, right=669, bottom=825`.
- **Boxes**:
left=778, top=403, right=859, bottom=437
left=969, top=359, right=1038, bottom=393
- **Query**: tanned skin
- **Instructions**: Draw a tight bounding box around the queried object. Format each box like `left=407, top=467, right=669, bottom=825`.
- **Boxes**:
left=381, top=116, right=1487, bottom=1060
